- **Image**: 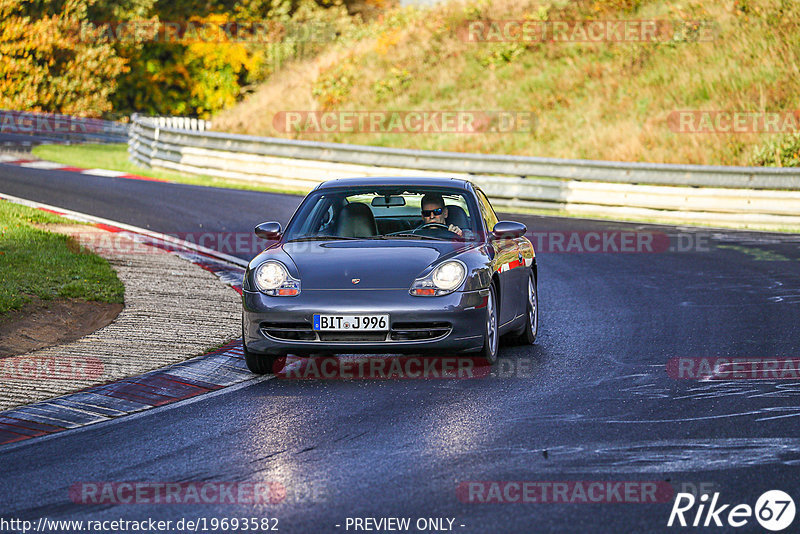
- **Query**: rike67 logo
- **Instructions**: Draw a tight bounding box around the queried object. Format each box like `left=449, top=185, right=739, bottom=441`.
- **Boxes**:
left=668, top=490, right=795, bottom=531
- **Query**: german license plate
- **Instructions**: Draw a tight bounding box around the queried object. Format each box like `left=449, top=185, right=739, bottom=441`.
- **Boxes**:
left=313, top=314, right=389, bottom=331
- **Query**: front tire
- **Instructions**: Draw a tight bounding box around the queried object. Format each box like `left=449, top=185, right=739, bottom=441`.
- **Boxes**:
left=242, top=314, right=278, bottom=374
left=515, top=272, right=538, bottom=345
left=481, top=284, right=499, bottom=364
left=244, top=344, right=278, bottom=374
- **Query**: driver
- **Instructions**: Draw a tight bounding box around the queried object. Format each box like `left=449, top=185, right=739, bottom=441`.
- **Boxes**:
left=420, top=193, right=465, bottom=237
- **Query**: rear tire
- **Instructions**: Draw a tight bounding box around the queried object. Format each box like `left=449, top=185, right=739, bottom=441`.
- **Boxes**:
left=481, top=284, right=499, bottom=364
left=515, top=272, right=538, bottom=345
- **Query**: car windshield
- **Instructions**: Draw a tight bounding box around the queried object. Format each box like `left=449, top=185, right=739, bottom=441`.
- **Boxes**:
left=284, top=187, right=480, bottom=242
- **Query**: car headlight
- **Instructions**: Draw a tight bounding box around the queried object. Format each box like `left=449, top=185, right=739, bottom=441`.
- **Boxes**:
left=410, top=260, right=467, bottom=296
left=254, top=261, right=300, bottom=296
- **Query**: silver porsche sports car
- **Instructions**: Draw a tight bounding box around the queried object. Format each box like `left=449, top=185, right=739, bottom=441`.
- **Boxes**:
left=241, top=177, right=537, bottom=374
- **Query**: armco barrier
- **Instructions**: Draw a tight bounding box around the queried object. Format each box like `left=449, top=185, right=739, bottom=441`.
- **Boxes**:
left=0, top=110, right=128, bottom=144
left=128, top=115, right=800, bottom=230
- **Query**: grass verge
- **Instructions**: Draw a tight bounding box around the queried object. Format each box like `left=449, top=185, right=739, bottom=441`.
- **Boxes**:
left=0, top=200, right=124, bottom=315
left=31, top=143, right=306, bottom=195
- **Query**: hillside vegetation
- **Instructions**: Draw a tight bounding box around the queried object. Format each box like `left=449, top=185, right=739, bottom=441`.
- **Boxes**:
left=213, top=0, right=800, bottom=166
left=0, top=0, right=371, bottom=118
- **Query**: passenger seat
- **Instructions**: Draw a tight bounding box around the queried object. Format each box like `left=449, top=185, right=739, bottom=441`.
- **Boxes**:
left=335, top=203, right=378, bottom=238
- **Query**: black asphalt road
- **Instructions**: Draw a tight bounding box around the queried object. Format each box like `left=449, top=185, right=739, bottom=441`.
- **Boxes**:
left=2, top=165, right=800, bottom=533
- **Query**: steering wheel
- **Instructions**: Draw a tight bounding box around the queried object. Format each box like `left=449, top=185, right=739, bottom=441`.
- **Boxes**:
left=416, top=223, right=449, bottom=231
left=414, top=222, right=460, bottom=239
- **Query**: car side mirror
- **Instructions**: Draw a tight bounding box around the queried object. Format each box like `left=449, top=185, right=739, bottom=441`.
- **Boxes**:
left=491, top=221, right=527, bottom=240
left=255, top=221, right=282, bottom=240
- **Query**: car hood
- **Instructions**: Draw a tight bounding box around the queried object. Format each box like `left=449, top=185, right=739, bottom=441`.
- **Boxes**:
left=282, top=240, right=480, bottom=290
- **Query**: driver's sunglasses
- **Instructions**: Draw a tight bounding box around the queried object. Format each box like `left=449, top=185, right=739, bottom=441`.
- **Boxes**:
left=421, top=208, right=444, bottom=217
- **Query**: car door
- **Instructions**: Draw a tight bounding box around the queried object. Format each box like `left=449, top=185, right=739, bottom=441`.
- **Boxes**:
left=475, top=188, right=521, bottom=325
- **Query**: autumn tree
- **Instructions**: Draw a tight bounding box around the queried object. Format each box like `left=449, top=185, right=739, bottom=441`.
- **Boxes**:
left=0, top=0, right=126, bottom=116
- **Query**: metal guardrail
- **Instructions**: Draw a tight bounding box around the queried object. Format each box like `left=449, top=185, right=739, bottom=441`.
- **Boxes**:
left=0, top=110, right=129, bottom=144
left=129, top=115, right=800, bottom=230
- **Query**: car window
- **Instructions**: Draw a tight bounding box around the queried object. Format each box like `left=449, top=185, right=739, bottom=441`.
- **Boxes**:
left=284, top=187, right=480, bottom=241
left=292, top=195, right=335, bottom=236
left=475, top=188, right=499, bottom=232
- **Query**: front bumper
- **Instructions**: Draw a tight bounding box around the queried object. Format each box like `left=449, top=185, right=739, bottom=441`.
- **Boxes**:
left=242, top=288, right=488, bottom=355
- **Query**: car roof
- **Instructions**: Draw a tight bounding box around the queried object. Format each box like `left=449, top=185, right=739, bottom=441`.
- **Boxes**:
left=314, top=176, right=473, bottom=191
